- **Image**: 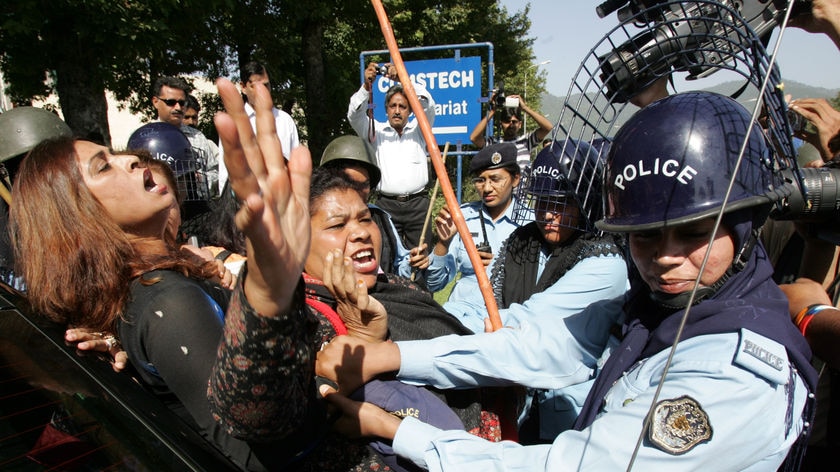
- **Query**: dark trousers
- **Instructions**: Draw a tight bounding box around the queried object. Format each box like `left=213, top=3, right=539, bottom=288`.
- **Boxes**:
left=375, top=194, right=433, bottom=250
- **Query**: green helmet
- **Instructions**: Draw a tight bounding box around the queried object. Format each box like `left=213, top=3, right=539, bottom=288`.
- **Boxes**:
left=320, top=135, right=381, bottom=189
left=0, top=107, right=73, bottom=162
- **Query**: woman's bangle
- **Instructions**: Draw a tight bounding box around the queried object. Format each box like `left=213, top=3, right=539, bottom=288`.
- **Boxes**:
left=797, top=304, right=835, bottom=336
left=794, top=303, right=833, bottom=327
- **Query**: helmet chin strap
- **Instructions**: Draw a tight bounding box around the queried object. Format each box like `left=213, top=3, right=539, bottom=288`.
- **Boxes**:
left=650, top=217, right=762, bottom=311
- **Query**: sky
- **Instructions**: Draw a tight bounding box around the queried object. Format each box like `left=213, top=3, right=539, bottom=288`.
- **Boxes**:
left=499, top=1, right=840, bottom=96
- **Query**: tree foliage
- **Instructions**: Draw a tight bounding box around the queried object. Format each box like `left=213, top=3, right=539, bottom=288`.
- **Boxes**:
left=1, top=0, right=541, bottom=163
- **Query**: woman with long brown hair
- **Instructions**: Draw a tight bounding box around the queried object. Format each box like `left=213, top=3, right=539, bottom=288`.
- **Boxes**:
left=9, top=78, right=317, bottom=471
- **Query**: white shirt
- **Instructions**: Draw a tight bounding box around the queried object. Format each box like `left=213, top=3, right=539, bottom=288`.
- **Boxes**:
left=180, top=125, right=218, bottom=198
left=347, top=83, right=435, bottom=196
left=217, top=102, right=300, bottom=194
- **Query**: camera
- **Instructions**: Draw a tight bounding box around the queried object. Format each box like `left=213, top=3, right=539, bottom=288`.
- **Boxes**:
left=475, top=242, right=492, bottom=253
left=787, top=108, right=809, bottom=133
left=374, top=64, right=389, bottom=76
left=492, top=82, right=507, bottom=109
left=773, top=165, right=840, bottom=244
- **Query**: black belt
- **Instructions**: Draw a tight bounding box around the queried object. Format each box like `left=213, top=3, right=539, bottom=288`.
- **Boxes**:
left=379, top=190, right=426, bottom=202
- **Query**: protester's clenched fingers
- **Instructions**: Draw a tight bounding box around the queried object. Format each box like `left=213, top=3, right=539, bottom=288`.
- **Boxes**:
left=353, top=279, right=371, bottom=313
left=326, top=250, right=359, bottom=303
left=322, top=250, right=339, bottom=296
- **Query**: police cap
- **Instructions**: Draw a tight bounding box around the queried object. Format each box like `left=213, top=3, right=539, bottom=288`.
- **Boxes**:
left=470, top=142, right=518, bottom=175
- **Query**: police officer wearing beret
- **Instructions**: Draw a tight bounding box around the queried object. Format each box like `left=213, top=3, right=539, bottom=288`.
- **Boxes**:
left=424, top=143, right=525, bottom=319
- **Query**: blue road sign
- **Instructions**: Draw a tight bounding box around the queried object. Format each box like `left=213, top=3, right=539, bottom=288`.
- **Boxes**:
left=369, top=56, right=482, bottom=145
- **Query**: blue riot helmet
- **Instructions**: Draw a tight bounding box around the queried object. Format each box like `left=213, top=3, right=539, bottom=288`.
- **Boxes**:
left=514, top=138, right=607, bottom=233
left=127, top=122, right=209, bottom=219
left=598, top=92, right=786, bottom=234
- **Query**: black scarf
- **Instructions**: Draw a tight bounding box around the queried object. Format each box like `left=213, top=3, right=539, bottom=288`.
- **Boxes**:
left=304, top=272, right=480, bottom=434
left=304, top=272, right=471, bottom=342
left=492, top=222, right=625, bottom=308
left=573, top=244, right=817, bottom=465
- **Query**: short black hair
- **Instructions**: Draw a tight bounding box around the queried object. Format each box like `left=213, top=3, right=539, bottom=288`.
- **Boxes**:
left=240, top=61, right=267, bottom=83
left=385, top=83, right=405, bottom=105
left=498, top=107, right=522, bottom=122
left=152, top=76, right=190, bottom=97
left=310, top=166, right=368, bottom=211
left=185, top=94, right=200, bottom=112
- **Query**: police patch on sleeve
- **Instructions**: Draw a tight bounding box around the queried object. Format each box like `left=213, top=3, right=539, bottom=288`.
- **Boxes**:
left=648, top=395, right=712, bottom=455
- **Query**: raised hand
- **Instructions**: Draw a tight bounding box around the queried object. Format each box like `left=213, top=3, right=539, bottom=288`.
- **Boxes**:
left=214, top=78, right=312, bottom=318
left=789, top=97, right=840, bottom=160
left=322, top=248, right=388, bottom=343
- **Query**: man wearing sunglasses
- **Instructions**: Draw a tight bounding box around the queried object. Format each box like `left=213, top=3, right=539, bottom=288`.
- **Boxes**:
left=149, top=76, right=219, bottom=198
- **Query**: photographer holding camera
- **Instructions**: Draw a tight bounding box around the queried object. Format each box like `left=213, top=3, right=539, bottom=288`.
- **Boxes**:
left=789, top=97, right=840, bottom=167
left=469, top=85, right=554, bottom=175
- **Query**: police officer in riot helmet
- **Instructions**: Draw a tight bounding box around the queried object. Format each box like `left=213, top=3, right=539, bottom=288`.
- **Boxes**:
left=127, top=122, right=211, bottom=222
left=0, top=107, right=73, bottom=288
left=315, top=92, right=817, bottom=470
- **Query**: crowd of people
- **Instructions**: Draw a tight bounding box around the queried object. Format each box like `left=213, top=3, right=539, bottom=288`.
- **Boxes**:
left=1, top=1, right=840, bottom=471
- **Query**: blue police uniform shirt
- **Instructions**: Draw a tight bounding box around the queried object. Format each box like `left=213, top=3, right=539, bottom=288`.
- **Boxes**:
left=390, top=298, right=811, bottom=471
left=424, top=199, right=522, bottom=297
left=446, top=246, right=628, bottom=335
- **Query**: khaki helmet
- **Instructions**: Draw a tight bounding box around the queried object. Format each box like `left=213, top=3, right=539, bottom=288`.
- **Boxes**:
left=0, top=107, right=73, bottom=162
left=320, top=135, right=381, bottom=189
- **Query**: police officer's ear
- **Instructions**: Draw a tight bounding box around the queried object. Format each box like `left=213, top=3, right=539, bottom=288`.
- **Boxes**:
left=511, top=172, right=522, bottom=188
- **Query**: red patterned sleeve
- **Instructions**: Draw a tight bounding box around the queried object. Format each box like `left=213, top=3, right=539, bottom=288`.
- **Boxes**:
left=208, top=268, right=317, bottom=441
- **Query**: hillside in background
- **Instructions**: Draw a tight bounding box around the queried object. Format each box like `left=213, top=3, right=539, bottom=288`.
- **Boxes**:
left=539, top=79, right=839, bottom=129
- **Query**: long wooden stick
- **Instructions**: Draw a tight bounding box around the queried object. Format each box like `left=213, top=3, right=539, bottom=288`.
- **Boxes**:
left=418, top=142, right=448, bottom=249
left=411, top=143, right=447, bottom=281
left=370, top=0, right=502, bottom=330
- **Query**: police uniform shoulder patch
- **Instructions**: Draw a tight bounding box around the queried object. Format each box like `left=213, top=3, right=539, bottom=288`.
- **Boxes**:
left=734, top=328, right=789, bottom=385
left=648, top=395, right=712, bottom=455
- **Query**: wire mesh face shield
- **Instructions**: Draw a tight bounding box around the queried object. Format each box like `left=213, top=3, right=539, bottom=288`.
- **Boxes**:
left=548, top=0, right=800, bottom=230
left=513, top=139, right=606, bottom=233
left=184, top=144, right=210, bottom=202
